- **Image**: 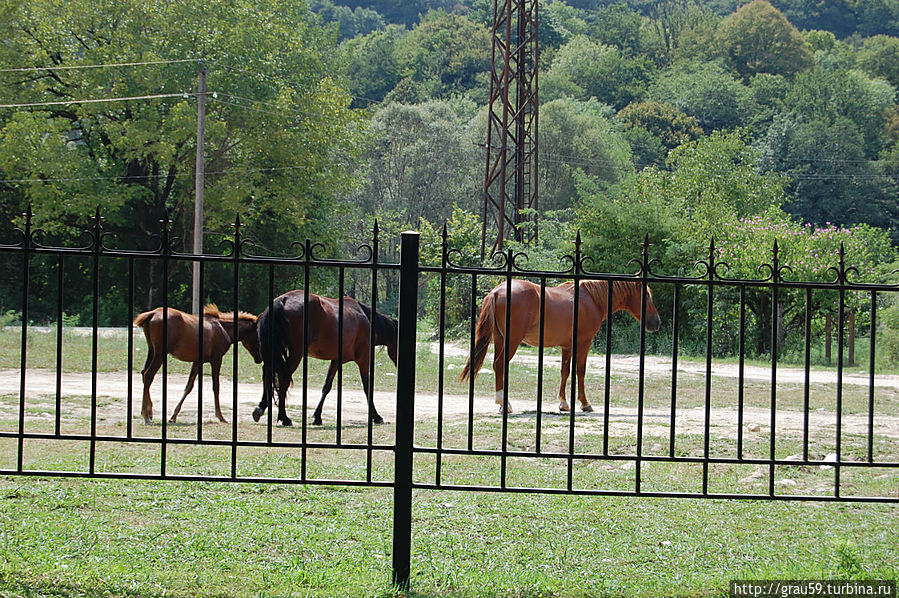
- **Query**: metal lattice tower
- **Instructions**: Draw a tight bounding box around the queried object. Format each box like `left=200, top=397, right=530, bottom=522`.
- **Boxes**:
left=481, top=0, right=539, bottom=256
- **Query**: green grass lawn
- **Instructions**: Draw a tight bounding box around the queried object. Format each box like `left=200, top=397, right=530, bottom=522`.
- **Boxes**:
left=0, top=327, right=897, bottom=597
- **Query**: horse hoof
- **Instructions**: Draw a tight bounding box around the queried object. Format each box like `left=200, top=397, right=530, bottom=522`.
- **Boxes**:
left=312, top=417, right=323, bottom=426
left=143, top=416, right=153, bottom=424
left=279, top=417, right=293, bottom=427
left=252, top=408, right=262, bottom=422
left=559, top=403, right=570, bottom=413
left=581, top=404, right=594, bottom=413
left=372, top=416, right=384, bottom=425
left=168, top=417, right=177, bottom=424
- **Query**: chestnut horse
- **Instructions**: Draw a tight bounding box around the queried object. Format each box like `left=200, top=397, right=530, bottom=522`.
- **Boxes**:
left=134, top=304, right=262, bottom=424
left=253, top=290, right=398, bottom=427
left=460, top=279, right=661, bottom=413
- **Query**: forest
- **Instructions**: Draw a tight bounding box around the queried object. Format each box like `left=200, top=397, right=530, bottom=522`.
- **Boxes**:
left=1, top=0, right=898, bottom=360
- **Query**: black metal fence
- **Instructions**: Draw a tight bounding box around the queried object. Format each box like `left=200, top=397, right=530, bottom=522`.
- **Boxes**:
left=1, top=208, right=897, bottom=589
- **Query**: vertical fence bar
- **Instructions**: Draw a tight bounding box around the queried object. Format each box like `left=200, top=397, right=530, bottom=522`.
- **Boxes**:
left=267, top=263, right=275, bottom=443
left=127, top=258, right=135, bottom=439
left=436, top=227, right=448, bottom=485
left=635, top=237, right=651, bottom=493
left=336, top=267, right=345, bottom=443
left=669, top=284, right=680, bottom=458
left=868, top=291, right=876, bottom=463
left=197, top=260, right=204, bottom=440
left=768, top=242, right=779, bottom=497
left=302, top=240, right=310, bottom=481
left=737, top=285, right=746, bottom=460
left=392, top=231, right=419, bottom=591
left=89, top=210, right=101, bottom=475
left=467, top=272, right=477, bottom=451
left=803, top=287, right=812, bottom=461
left=567, top=236, right=581, bottom=492
left=55, top=254, right=64, bottom=436
left=835, top=247, right=846, bottom=498
left=602, top=280, right=613, bottom=456
left=229, top=217, right=240, bottom=480
left=501, top=250, right=513, bottom=489
left=161, top=215, right=170, bottom=477
left=702, top=241, right=715, bottom=495
left=17, top=206, right=32, bottom=473
left=368, top=225, right=379, bottom=483
left=535, top=277, right=546, bottom=453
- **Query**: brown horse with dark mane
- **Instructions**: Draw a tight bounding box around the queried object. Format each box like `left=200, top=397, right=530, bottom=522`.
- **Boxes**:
left=253, top=290, right=398, bottom=427
left=460, top=279, right=661, bottom=413
left=134, top=304, right=262, bottom=424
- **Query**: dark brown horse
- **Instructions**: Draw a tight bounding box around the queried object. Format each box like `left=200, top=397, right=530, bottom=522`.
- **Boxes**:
left=134, top=304, right=262, bottom=424
left=253, top=290, right=398, bottom=426
left=460, top=279, right=661, bottom=413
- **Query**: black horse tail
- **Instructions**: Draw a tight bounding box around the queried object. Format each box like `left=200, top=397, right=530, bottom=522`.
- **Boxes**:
left=258, top=295, right=292, bottom=392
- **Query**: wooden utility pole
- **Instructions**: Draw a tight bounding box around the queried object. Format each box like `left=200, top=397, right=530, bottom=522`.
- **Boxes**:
left=192, top=62, right=207, bottom=315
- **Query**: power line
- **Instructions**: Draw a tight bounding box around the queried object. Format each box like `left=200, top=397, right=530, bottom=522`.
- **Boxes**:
left=0, top=59, right=200, bottom=73
left=0, top=92, right=194, bottom=109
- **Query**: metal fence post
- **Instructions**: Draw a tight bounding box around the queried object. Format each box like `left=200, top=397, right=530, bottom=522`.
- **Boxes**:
left=392, top=231, right=419, bottom=589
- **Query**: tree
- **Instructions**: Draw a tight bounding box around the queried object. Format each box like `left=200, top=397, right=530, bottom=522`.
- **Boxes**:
left=389, top=10, right=491, bottom=103
left=542, top=35, right=654, bottom=110
left=715, top=0, right=813, bottom=80
left=858, top=35, right=899, bottom=91
left=309, top=0, right=386, bottom=41
left=617, top=100, right=704, bottom=149
left=0, top=0, right=364, bottom=311
left=538, top=98, right=634, bottom=211
left=350, top=99, right=482, bottom=229
left=648, top=60, right=755, bottom=131
left=339, top=26, right=405, bottom=107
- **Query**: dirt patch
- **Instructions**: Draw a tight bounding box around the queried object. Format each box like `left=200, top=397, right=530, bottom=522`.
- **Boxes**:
left=3, top=351, right=899, bottom=440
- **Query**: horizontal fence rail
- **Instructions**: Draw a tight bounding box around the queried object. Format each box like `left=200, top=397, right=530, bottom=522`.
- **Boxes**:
left=1, top=207, right=898, bottom=589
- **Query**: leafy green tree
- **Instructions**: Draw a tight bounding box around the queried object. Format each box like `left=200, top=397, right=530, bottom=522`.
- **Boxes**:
left=617, top=100, right=703, bottom=149
left=339, top=25, right=405, bottom=107
left=389, top=10, right=491, bottom=103
left=648, top=60, right=755, bottom=131
left=539, top=98, right=634, bottom=211
left=542, top=35, right=654, bottom=109
left=857, top=35, right=899, bottom=91
left=309, top=0, right=386, bottom=40
left=349, top=99, right=482, bottom=229
left=714, top=0, right=813, bottom=80
left=854, top=0, right=899, bottom=37
left=0, top=0, right=363, bottom=311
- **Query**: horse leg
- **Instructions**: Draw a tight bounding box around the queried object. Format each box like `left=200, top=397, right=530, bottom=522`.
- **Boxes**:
left=358, top=356, right=383, bottom=425
left=140, top=355, right=162, bottom=424
left=276, top=355, right=301, bottom=427
left=253, top=362, right=272, bottom=422
left=169, top=361, right=200, bottom=423
left=210, top=359, right=227, bottom=423
left=492, top=338, right=518, bottom=414
left=312, top=360, right=339, bottom=426
left=558, top=348, right=572, bottom=412
left=576, top=340, right=593, bottom=412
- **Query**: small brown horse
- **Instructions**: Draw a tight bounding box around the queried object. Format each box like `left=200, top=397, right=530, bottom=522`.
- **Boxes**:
left=460, top=279, right=661, bottom=413
left=253, top=290, right=398, bottom=426
left=134, top=304, right=262, bottom=424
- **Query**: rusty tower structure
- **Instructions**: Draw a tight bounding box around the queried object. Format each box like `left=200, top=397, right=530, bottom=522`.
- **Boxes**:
left=481, top=0, right=539, bottom=256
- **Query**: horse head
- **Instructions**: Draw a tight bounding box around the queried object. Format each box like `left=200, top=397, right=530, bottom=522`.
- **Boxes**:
left=619, top=281, right=661, bottom=332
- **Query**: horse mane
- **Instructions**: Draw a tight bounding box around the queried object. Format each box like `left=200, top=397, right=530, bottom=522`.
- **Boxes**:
left=358, top=302, right=398, bottom=344
left=558, top=279, right=641, bottom=312
left=205, top=303, right=257, bottom=323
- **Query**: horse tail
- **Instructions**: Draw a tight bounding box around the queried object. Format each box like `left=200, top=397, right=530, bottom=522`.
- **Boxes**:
left=133, top=310, right=155, bottom=330
left=259, top=296, right=292, bottom=391
left=459, top=292, right=496, bottom=382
